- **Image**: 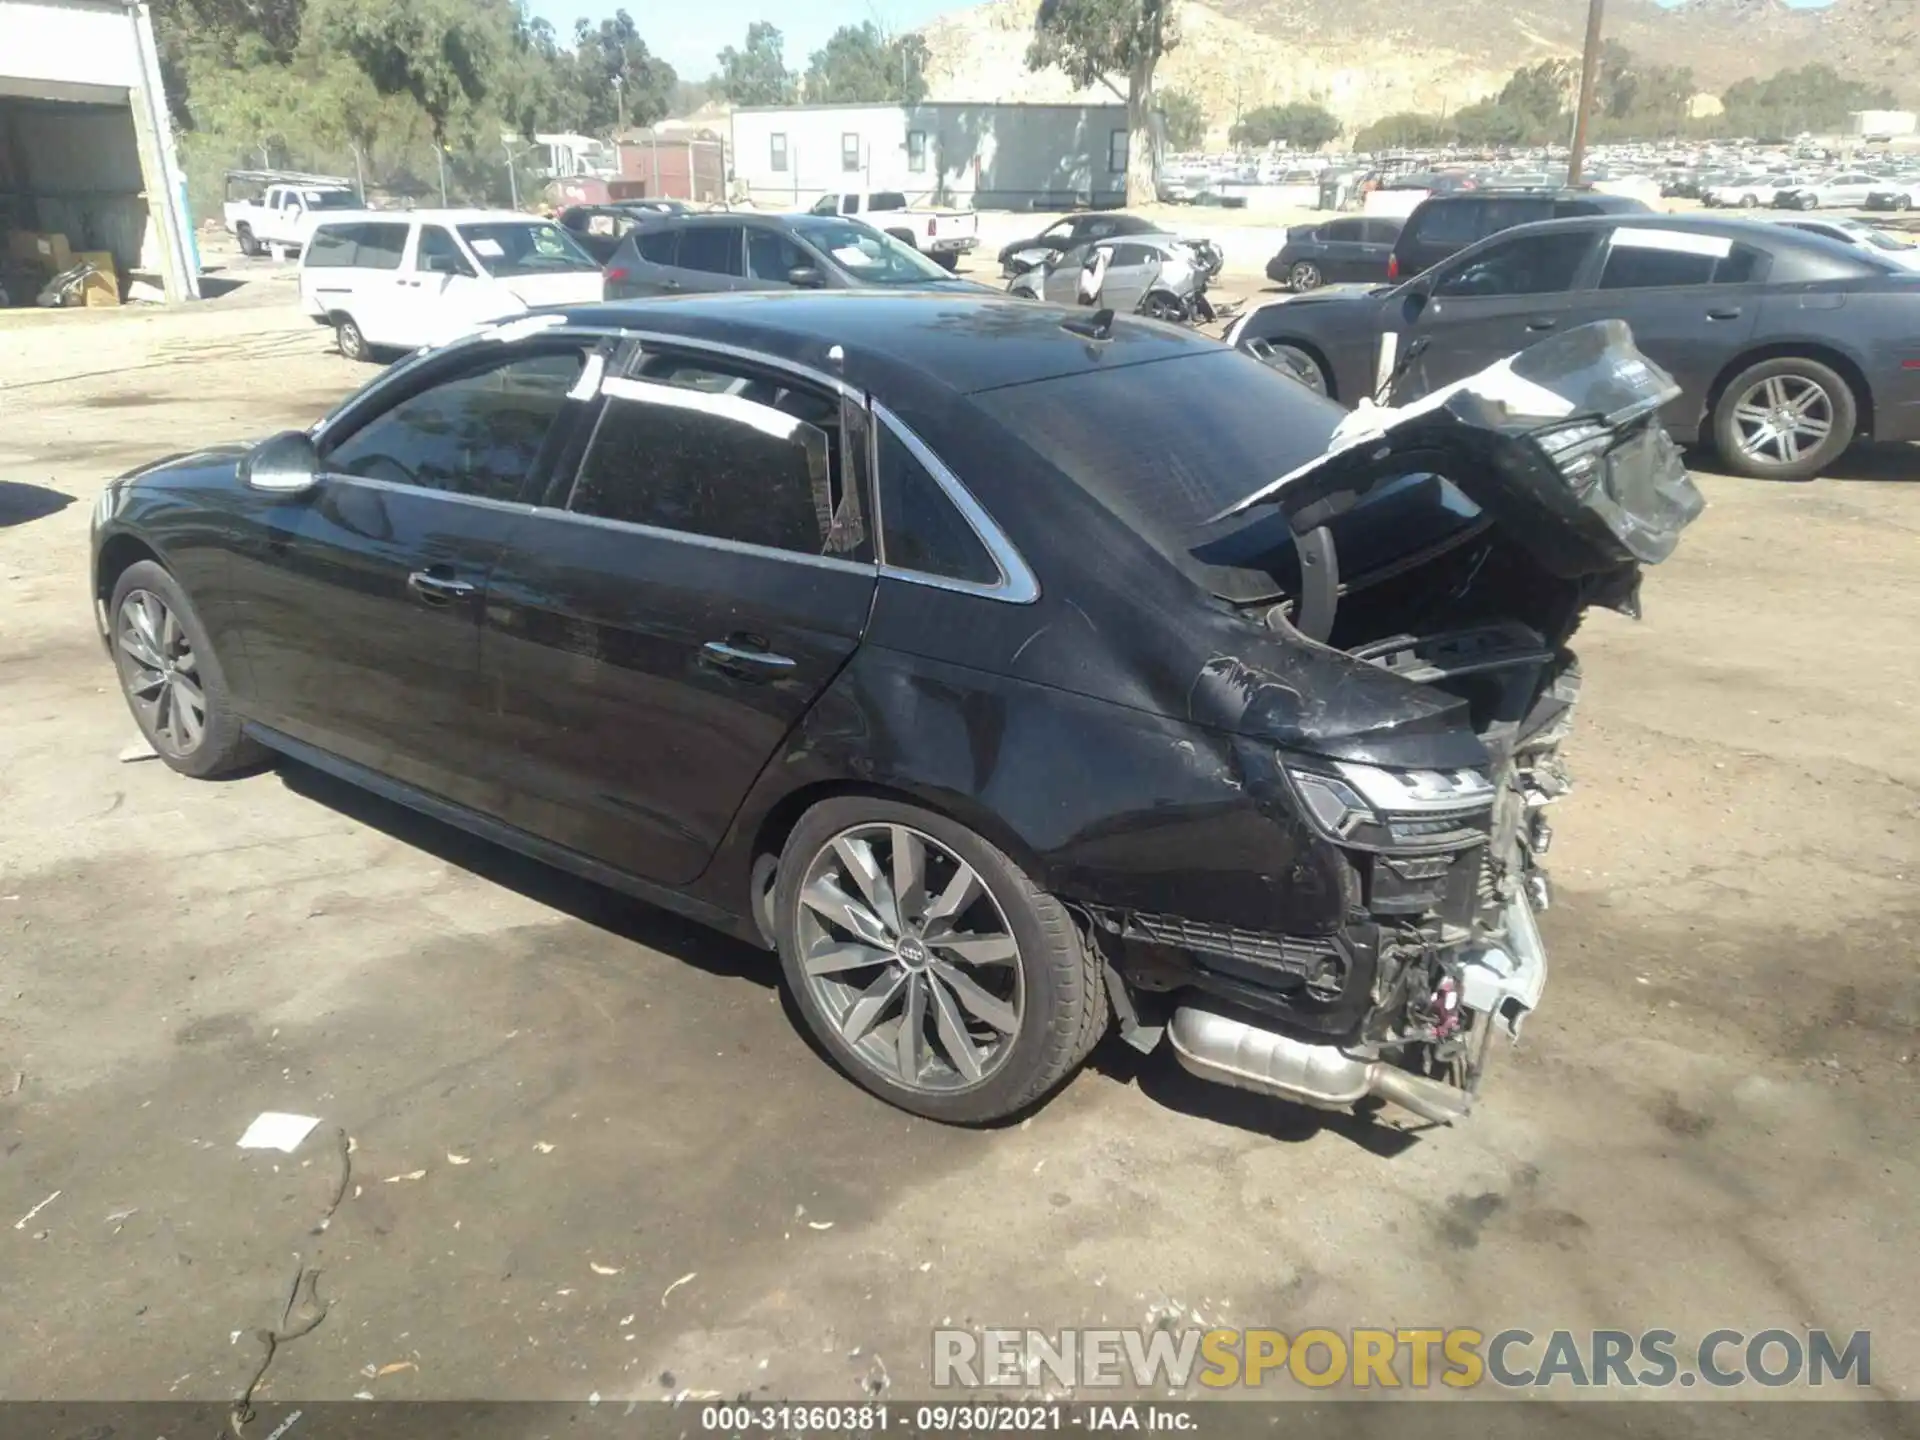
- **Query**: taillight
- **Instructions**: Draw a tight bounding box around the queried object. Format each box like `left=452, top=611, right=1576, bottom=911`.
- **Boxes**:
left=605, top=267, right=628, bottom=282
left=1387, top=254, right=1400, bottom=279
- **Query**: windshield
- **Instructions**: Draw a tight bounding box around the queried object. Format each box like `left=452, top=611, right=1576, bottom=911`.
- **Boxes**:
left=1861, top=226, right=1916, bottom=252
left=975, top=350, right=1353, bottom=602
left=808, top=221, right=952, bottom=284
left=456, top=222, right=598, bottom=277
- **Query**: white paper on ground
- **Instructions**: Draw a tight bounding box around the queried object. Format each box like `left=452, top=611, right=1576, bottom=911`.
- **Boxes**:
left=237, top=1112, right=322, bottom=1153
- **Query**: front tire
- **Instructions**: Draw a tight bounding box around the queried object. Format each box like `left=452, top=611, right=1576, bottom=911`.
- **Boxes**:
left=773, top=797, right=1105, bottom=1124
left=1739, top=194, right=1759, bottom=209
left=1797, top=193, right=1819, bottom=211
left=933, top=251, right=960, bottom=272
left=109, top=560, right=264, bottom=779
left=1896, top=195, right=1913, bottom=213
left=1245, top=338, right=1330, bottom=396
left=1712, top=356, right=1856, bottom=482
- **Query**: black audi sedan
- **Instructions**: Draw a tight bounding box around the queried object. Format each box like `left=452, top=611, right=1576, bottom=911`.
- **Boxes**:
left=1229, top=213, right=1920, bottom=481
left=90, top=293, right=1696, bottom=1128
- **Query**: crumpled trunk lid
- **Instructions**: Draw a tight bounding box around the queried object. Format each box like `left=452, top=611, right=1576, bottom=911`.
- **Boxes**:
left=1216, top=320, right=1706, bottom=593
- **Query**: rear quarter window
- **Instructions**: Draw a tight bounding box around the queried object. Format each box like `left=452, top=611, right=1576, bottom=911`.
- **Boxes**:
left=304, top=226, right=356, bottom=268
left=1412, top=203, right=1480, bottom=244
left=870, top=192, right=909, bottom=212
left=305, top=222, right=407, bottom=271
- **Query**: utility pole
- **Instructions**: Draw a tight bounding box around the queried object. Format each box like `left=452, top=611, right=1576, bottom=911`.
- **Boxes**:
left=613, top=74, right=627, bottom=136
left=505, top=140, right=519, bottom=209
left=1567, top=0, right=1606, bottom=187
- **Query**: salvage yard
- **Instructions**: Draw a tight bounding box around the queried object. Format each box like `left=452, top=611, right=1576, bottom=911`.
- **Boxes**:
left=1, top=259, right=1918, bottom=1405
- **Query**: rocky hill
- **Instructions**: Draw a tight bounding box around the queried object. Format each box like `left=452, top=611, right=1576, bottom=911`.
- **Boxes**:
left=916, top=0, right=1917, bottom=137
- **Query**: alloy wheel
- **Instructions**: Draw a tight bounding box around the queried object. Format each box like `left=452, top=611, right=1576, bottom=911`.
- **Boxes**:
left=1290, top=261, right=1321, bottom=291
left=795, top=823, right=1024, bottom=1093
left=115, top=589, right=207, bottom=756
left=1732, top=373, right=1834, bottom=470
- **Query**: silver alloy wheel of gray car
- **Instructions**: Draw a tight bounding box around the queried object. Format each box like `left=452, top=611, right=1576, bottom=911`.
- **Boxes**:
left=1731, top=372, right=1835, bottom=469
left=1247, top=338, right=1329, bottom=395
left=1289, top=260, right=1321, bottom=291
left=115, top=588, right=207, bottom=756
left=795, top=823, right=1025, bottom=1093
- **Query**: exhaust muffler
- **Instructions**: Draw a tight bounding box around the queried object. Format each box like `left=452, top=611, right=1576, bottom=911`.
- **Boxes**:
left=1167, top=1007, right=1470, bottom=1125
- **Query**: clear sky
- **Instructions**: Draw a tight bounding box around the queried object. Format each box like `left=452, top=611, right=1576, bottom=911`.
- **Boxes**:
left=540, top=0, right=1837, bottom=83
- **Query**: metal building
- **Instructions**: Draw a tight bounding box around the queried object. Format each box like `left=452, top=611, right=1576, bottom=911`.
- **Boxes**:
left=0, top=0, right=198, bottom=303
left=730, top=101, right=1131, bottom=212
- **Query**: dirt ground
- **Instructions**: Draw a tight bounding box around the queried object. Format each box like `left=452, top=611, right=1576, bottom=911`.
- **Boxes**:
left=1, top=250, right=1917, bottom=1408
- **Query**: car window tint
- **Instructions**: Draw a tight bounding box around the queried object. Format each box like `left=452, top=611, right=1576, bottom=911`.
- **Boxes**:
left=1321, top=219, right=1364, bottom=242
left=417, top=225, right=469, bottom=274
left=1110, top=243, right=1152, bottom=266
left=1433, top=232, right=1597, bottom=297
left=676, top=225, right=743, bottom=276
left=1478, top=198, right=1550, bottom=235
left=1413, top=203, right=1480, bottom=244
left=636, top=228, right=678, bottom=265
left=747, top=227, right=808, bottom=281
left=877, top=424, right=998, bottom=584
left=305, top=226, right=356, bottom=268
left=1363, top=219, right=1401, bottom=244
left=870, top=191, right=908, bottom=212
left=324, top=349, right=586, bottom=501
left=572, top=363, right=844, bottom=556
left=1599, top=243, right=1716, bottom=289
left=352, top=223, right=409, bottom=270
left=1715, top=245, right=1766, bottom=284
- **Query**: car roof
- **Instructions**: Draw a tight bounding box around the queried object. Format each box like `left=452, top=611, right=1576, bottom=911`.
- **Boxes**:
left=309, top=209, right=547, bottom=226
left=549, top=290, right=1219, bottom=396
left=1415, top=189, right=1645, bottom=210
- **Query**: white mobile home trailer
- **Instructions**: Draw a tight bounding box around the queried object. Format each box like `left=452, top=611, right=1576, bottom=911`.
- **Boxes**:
left=731, top=101, right=1131, bottom=212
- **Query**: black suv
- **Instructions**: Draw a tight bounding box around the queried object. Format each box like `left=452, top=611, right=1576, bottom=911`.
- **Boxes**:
left=1391, top=189, right=1650, bottom=280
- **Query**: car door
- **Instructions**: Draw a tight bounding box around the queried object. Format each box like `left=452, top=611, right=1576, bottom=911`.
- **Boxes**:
left=329, top=220, right=413, bottom=348
left=1043, top=243, right=1091, bottom=304
left=1359, top=219, right=1402, bottom=276
left=1313, top=219, right=1367, bottom=280
left=1098, top=242, right=1157, bottom=311
left=667, top=223, right=751, bottom=294
left=1394, top=227, right=1606, bottom=399
left=607, top=226, right=683, bottom=297
left=1833, top=173, right=1877, bottom=208
left=477, top=346, right=877, bottom=885
left=1589, top=227, right=1763, bottom=438
left=410, top=223, right=504, bottom=348
left=231, top=338, right=596, bottom=811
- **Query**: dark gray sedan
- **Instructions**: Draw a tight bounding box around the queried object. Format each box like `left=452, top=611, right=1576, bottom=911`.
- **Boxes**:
left=1229, top=213, right=1920, bottom=481
left=604, top=212, right=991, bottom=300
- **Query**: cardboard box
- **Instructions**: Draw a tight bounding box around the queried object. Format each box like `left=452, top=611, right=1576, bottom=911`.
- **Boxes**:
left=77, top=250, right=120, bottom=307
left=6, top=229, right=74, bottom=274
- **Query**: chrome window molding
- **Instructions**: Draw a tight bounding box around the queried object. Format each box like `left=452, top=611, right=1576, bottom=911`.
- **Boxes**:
left=528, top=506, right=878, bottom=576
left=870, top=401, right=1040, bottom=605
left=315, top=471, right=538, bottom=516
left=619, top=328, right=863, bottom=402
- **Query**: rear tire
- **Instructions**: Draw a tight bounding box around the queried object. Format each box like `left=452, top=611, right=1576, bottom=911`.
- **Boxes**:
left=236, top=223, right=262, bottom=258
left=933, top=251, right=960, bottom=272
left=335, top=314, right=371, bottom=362
left=1288, top=260, right=1322, bottom=291
left=1711, top=355, right=1856, bottom=482
left=773, top=796, right=1106, bottom=1125
left=1797, top=193, right=1819, bottom=211
left=108, top=560, right=265, bottom=779
left=1739, top=195, right=1758, bottom=209
left=1897, top=196, right=1913, bottom=213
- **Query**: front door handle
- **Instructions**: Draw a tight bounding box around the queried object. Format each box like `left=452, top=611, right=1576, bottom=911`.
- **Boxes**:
left=406, top=569, right=476, bottom=603
left=702, top=639, right=795, bottom=670
left=1706, top=306, right=1743, bottom=321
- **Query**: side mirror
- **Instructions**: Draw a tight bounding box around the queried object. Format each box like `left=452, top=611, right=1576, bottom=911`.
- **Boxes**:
left=242, top=430, right=320, bottom=495
left=1400, top=286, right=1431, bottom=324
left=787, top=265, right=826, bottom=289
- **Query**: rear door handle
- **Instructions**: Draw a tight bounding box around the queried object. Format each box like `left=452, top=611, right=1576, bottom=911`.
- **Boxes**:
left=1706, top=307, right=1743, bottom=321
left=1525, top=315, right=1559, bottom=332
left=702, top=639, right=795, bottom=670
left=407, top=569, right=476, bottom=603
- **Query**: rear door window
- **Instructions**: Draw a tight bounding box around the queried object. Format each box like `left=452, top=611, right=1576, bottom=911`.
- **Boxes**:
left=1599, top=231, right=1768, bottom=289
left=305, top=226, right=357, bottom=268
left=676, top=225, right=745, bottom=277
left=352, top=223, right=410, bottom=271
left=1320, top=219, right=1365, bottom=242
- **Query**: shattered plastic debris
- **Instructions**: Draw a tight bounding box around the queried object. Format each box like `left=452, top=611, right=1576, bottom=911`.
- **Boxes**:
left=118, top=739, right=158, bottom=763
left=660, top=1272, right=697, bottom=1306
left=447, top=1153, right=471, bottom=1166
left=619, top=1313, right=636, bottom=1327
left=237, top=1113, right=322, bottom=1153
left=382, top=1170, right=428, bottom=1184
left=533, top=1142, right=556, bottom=1154
left=590, top=1262, right=622, bottom=1276
left=375, top=1361, right=416, bottom=1378
left=353, top=1392, right=374, bottom=1402
left=806, top=1221, right=834, bottom=1231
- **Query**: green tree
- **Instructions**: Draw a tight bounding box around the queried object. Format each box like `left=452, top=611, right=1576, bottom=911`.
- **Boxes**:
left=1229, top=101, right=1341, bottom=150
left=1496, top=58, right=1573, bottom=129
left=718, top=21, right=795, bottom=107
left=1155, top=87, right=1206, bottom=150
left=804, top=23, right=929, bottom=105
left=1025, top=0, right=1177, bottom=205
left=1353, top=111, right=1450, bottom=151
left=566, top=9, right=677, bottom=132
left=1721, top=62, right=1894, bottom=135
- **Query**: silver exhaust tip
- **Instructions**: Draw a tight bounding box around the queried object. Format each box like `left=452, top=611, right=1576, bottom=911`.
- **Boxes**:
left=1167, top=1007, right=1471, bottom=1125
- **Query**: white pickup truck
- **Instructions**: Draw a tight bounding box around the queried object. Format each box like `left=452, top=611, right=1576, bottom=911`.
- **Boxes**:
left=222, top=171, right=362, bottom=257
left=807, top=190, right=978, bottom=270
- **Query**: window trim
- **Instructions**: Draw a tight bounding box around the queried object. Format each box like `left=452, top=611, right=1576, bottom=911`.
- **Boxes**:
left=870, top=401, right=1039, bottom=605
left=770, top=131, right=788, bottom=173
left=907, top=129, right=927, bottom=174
left=1107, top=128, right=1128, bottom=176
left=841, top=132, right=861, bottom=174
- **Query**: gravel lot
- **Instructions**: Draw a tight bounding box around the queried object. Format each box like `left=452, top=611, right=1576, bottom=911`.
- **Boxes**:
left=1, top=251, right=1916, bottom=1407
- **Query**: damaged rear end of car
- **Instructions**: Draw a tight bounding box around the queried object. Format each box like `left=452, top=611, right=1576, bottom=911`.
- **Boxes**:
left=997, top=320, right=1703, bottom=1124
